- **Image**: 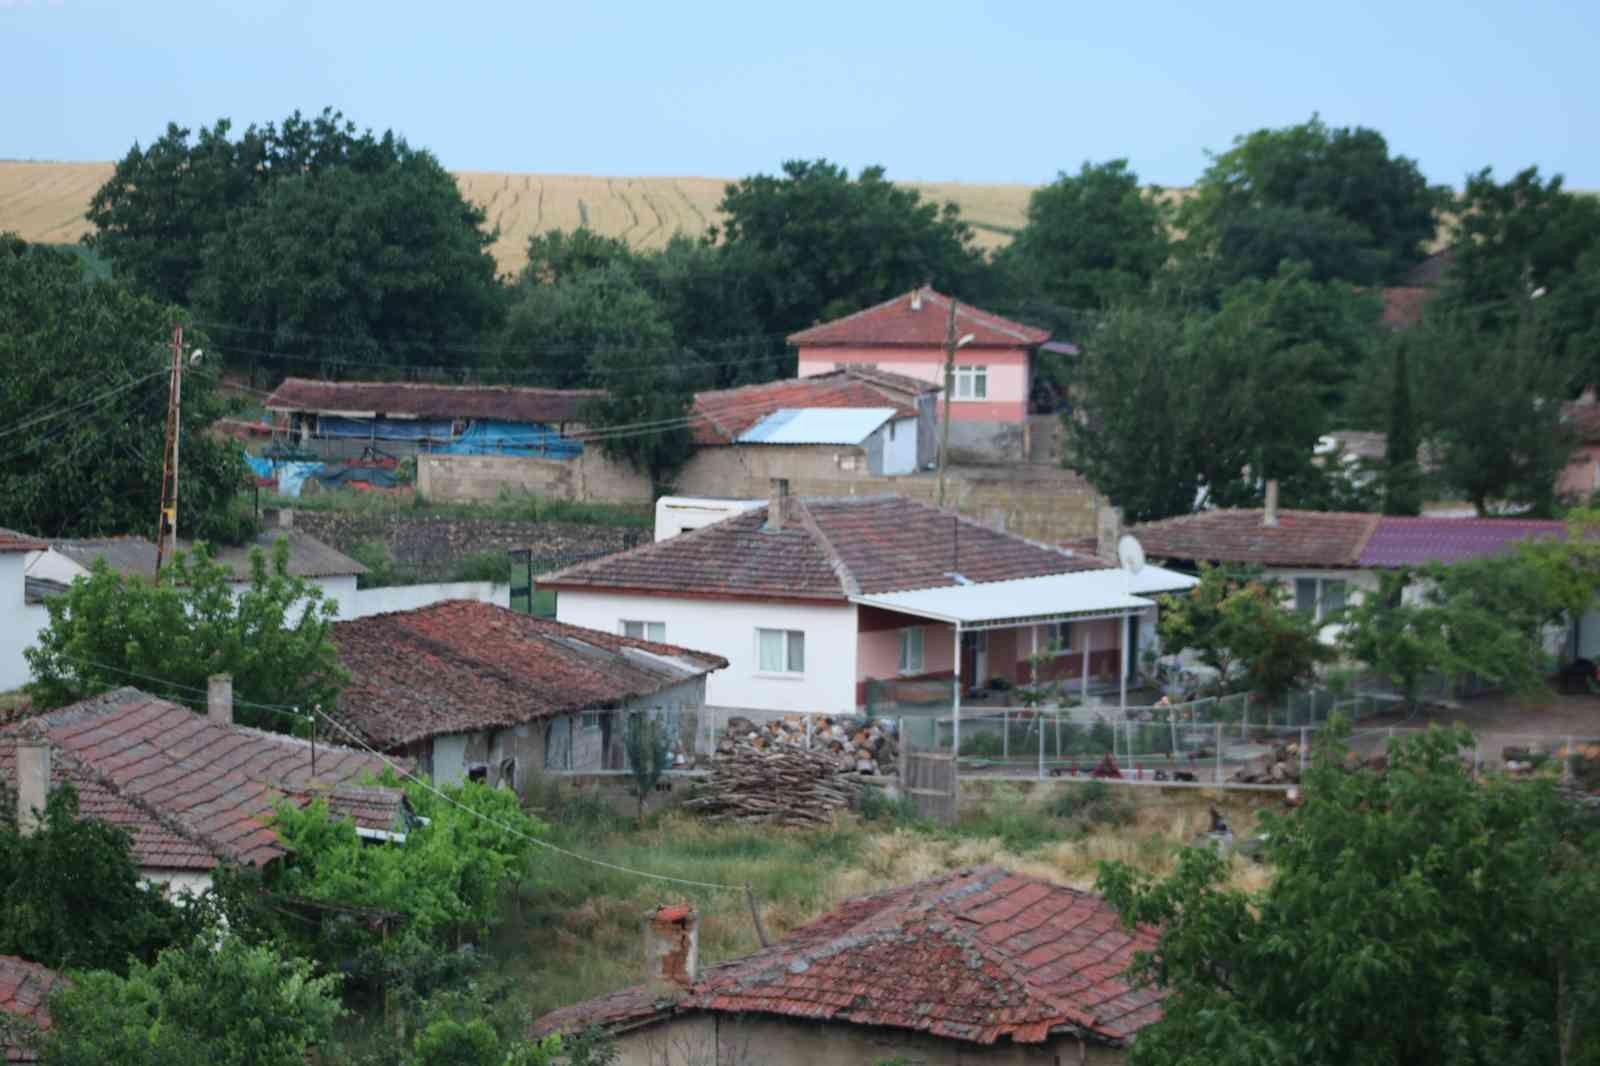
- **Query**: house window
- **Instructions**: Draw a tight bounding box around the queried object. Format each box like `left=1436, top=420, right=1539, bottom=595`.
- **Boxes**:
left=580, top=712, right=601, bottom=731
left=757, top=628, right=805, bottom=674
left=622, top=620, right=665, bottom=642
left=953, top=365, right=988, bottom=401
left=1048, top=621, right=1074, bottom=654
left=898, top=627, right=925, bottom=674
left=1294, top=578, right=1347, bottom=622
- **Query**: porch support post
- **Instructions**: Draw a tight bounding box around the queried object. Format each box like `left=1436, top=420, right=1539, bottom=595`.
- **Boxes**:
left=1119, top=612, right=1129, bottom=714
left=1081, top=625, right=1091, bottom=705
left=952, top=623, right=963, bottom=763
left=1033, top=626, right=1043, bottom=780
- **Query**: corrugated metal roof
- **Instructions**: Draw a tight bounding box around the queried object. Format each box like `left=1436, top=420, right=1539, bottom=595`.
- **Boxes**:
left=850, top=566, right=1197, bottom=627
left=737, top=407, right=899, bottom=445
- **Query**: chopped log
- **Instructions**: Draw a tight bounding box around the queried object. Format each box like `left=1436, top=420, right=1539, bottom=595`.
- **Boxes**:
left=684, top=743, right=866, bottom=826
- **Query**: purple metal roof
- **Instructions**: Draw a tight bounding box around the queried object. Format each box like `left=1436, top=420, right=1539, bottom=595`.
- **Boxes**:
left=1357, top=517, right=1567, bottom=568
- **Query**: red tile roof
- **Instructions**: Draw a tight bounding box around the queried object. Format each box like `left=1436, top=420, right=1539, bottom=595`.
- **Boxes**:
left=0, top=956, right=65, bottom=1062
left=1131, top=509, right=1381, bottom=569
left=1357, top=516, right=1568, bottom=568
left=0, top=530, right=45, bottom=554
left=542, top=496, right=1105, bottom=602
left=1563, top=398, right=1600, bottom=444
left=1378, top=286, right=1435, bottom=328
left=533, top=866, right=1164, bottom=1048
left=0, top=688, right=405, bottom=870
left=788, top=288, right=1050, bottom=348
left=690, top=370, right=926, bottom=446
left=330, top=601, right=728, bottom=750
left=265, top=378, right=602, bottom=424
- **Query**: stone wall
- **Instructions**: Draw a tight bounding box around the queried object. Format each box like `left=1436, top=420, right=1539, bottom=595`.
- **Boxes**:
left=286, top=510, right=640, bottom=570
left=419, top=452, right=1104, bottom=544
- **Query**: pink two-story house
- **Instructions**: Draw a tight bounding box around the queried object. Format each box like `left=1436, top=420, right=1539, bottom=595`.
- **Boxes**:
left=790, top=287, right=1050, bottom=463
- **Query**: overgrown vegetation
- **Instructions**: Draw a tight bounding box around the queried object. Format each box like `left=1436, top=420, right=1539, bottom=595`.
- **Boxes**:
left=261, top=489, right=650, bottom=528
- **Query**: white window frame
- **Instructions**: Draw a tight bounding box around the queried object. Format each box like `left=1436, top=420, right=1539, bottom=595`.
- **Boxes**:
left=621, top=620, right=665, bottom=642
left=1047, top=620, right=1074, bottom=655
left=898, top=627, right=925, bottom=675
left=755, top=628, right=806, bottom=677
left=1292, top=578, right=1348, bottom=623
left=953, top=365, right=988, bottom=401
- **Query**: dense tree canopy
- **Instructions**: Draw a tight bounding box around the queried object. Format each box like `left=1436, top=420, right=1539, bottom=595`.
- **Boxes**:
left=26, top=539, right=345, bottom=726
left=0, top=237, right=248, bottom=541
left=997, top=160, right=1170, bottom=311
left=1179, top=115, right=1448, bottom=288
left=1157, top=565, right=1331, bottom=698
left=1101, top=725, right=1600, bottom=1066
left=715, top=159, right=982, bottom=334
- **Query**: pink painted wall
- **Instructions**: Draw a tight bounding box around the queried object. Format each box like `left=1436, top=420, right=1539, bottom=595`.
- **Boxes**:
left=854, top=618, right=1123, bottom=686
left=796, top=345, right=1030, bottom=424
left=1559, top=445, right=1600, bottom=498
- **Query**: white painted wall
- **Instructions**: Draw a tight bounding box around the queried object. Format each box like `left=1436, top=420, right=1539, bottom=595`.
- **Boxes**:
left=654, top=497, right=764, bottom=542
left=556, top=590, right=858, bottom=714
left=878, top=416, right=919, bottom=475
left=433, top=734, right=468, bottom=785
left=0, top=555, right=49, bottom=692
left=143, top=870, right=214, bottom=900
left=343, top=581, right=510, bottom=619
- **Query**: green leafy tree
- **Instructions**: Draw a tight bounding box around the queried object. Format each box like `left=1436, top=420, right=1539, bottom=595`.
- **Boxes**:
left=194, top=153, right=503, bottom=379
left=519, top=227, right=639, bottom=286
left=623, top=713, right=672, bottom=825
left=40, top=936, right=344, bottom=1066
left=1098, top=724, right=1600, bottom=1066
left=1381, top=337, right=1424, bottom=515
left=716, top=159, right=981, bottom=334
left=26, top=539, right=345, bottom=726
left=0, top=784, right=192, bottom=973
left=1411, top=310, right=1576, bottom=515
left=0, top=237, right=248, bottom=541
left=1157, top=565, right=1330, bottom=699
left=998, top=160, right=1170, bottom=310
left=1179, top=115, right=1448, bottom=288
left=500, top=263, right=676, bottom=388
left=1338, top=570, right=1452, bottom=710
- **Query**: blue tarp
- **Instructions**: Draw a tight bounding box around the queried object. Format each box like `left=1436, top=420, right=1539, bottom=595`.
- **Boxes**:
left=318, top=416, right=455, bottom=441
left=432, top=420, right=581, bottom=459
left=275, top=462, right=325, bottom=498
left=243, top=454, right=276, bottom=480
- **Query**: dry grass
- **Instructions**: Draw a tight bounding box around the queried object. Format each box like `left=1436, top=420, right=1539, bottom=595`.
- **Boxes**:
left=501, top=785, right=1275, bottom=1018
left=0, top=160, right=1037, bottom=275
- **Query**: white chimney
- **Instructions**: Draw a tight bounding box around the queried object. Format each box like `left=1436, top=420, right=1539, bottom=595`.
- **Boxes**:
left=911, top=288, right=923, bottom=311
left=15, top=738, right=49, bottom=837
left=643, top=904, right=699, bottom=989
left=1096, top=504, right=1123, bottom=563
left=1263, top=480, right=1280, bottom=528
left=766, top=479, right=791, bottom=532
left=208, top=673, right=234, bottom=728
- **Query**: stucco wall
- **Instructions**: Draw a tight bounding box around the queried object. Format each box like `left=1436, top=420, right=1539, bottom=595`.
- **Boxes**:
left=797, top=346, right=1032, bottom=424
left=143, top=870, right=214, bottom=900
left=418, top=451, right=656, bottom=505
left=554, top=590, right=858, bottom=714
left=0, top=555, right=48, bottom=691
left=344, top=581, right=510, bottom=619
left=880, top=416, right=920, bottom=474
left=1560, top=444, right=1600, bottom=498
left=607, top=1012, right=1124, bottom=1066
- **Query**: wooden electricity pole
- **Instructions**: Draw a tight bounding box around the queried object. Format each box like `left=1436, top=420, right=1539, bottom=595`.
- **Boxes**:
left=154, top=323, right=184, bottom=575
left=937, top=296, right=959, bottom=509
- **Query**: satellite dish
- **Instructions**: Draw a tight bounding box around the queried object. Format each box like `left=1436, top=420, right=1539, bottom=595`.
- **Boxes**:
left=1118, top=534, right=1145, bottom=574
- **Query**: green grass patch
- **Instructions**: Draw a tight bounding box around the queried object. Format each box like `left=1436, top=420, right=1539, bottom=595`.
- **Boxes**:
left=261, top=487, right=651, bottom=528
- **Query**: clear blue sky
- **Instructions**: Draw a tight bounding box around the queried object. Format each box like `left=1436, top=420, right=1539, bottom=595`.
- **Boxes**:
left=8, top=0, right=1597, bottom=188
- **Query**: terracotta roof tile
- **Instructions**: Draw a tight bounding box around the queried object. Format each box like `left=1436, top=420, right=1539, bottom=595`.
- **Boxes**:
left=690, top=371, right=922, bottom=446
left=533, top=866, right=1163, bottom=1049
left=0, top=530, right=45, bottom=554
left=1379, top=286, right=1435, bottom=328
left=330, top=601, right=727, bottom=750
left=0, top=956, right=65, bottom=1062
left=265, top=378, right=602, bottom=424
left=0, top=688, right=404, bottom=870
left=1563, top=398, right=1600, bottom=444
left=543, top=496, right=1104, bottom=602
left=1131, top=509, right=1380, bottom=569
left=788, top=288, right=1050, bottom=348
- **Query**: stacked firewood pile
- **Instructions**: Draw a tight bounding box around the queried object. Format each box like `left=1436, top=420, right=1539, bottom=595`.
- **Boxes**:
left=715, top=715, right=899, bottom=775
left=1231, top=741, right=1306, bottom=785
left=684, top=743, right=866, bottom=826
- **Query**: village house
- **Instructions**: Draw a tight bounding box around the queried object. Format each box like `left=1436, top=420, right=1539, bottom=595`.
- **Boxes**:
left=1129, top=492, right=1594, bottom=654
left=533, top=865, right=1164, bottom=1065
left=790, top=287, right=1051, bottom=463
left=0, top=529, right=49, bottom=691
left=327, top=600, right=727, bottom=793
left=0, top=682, right=408, bottom=898
left=541, top=484, right=1195, bottom=719
left=22, top=527, right=367, bottom=620
left=0, top=954, right=67, bottom=1062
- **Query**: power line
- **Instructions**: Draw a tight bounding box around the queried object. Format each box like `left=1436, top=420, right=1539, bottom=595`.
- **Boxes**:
left=0, top=367, right=170, bottom=444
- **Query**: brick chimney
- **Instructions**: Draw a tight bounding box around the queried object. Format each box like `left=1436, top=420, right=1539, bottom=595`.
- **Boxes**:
left=766, top=478, right=791, bottom=532
left=208, top=673, right=234, bottom=727
left=1263, top=480, right=1280, bottom=528
left=1096, top=503, right=1123, bottom=563
left=15, top=738, right=49, bottom=837
left=643, top=904, right=699, bottom=990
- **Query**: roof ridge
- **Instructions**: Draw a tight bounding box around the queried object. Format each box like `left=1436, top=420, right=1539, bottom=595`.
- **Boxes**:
left=787, top=288, right=923, bottom=340
left=1348, top=513, right=1382, bottom=565
left=794, top=499, right=859, bottom=597
left=540, top=511, right=763, bottom=585
left=919, top=290, right=1048, bottom=345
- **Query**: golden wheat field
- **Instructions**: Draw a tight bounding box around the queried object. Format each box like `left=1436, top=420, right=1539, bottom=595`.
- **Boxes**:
left=0, top=160, right=1036, bottom=276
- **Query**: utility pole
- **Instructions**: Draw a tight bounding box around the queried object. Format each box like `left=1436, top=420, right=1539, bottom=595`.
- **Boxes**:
left=937, top=296, right=958, bottom=509
left=154, top=322, right=184, bottom=575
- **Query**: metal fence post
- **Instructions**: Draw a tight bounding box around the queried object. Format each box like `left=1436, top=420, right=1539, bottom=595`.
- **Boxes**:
left=1003, top=709, right=1009, bottom=761
left=1566, top=735, right=1575, bottom=783
left=1300, top=726, right=1308, bottom=772
left=1038, top=710, right=1045, bottom=780
left=805, top=714, right=814, bottom=750
left=1215, top=721, right=1223, bottom=784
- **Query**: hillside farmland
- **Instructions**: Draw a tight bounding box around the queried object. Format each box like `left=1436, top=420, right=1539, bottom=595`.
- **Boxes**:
left=0, top=160, right=1037, bottom=276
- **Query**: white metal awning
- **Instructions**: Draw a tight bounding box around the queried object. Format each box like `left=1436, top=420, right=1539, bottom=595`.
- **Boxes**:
left=849, top=566, right=1198, bottom=631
